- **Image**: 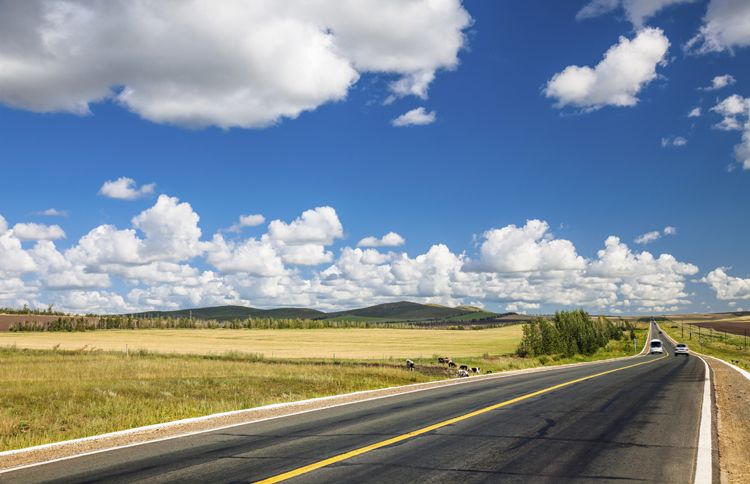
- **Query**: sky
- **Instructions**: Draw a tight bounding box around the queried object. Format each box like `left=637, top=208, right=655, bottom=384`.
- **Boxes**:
left=0, top=0, right=749, bottom=315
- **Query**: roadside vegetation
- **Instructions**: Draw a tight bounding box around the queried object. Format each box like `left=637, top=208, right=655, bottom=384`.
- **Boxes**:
left=516, top=310, right=638, bottom=358
left=661, top=321, right=750, bottom=370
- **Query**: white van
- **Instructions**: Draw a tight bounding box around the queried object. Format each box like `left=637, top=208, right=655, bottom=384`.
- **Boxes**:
left=649, top=339, right=664, bottom=355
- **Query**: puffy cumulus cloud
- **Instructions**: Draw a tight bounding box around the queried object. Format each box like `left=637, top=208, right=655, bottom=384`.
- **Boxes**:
left=0, top=200, right=707, bottom=315
left=11, top=223, right=65, bottom=241
left=357, top=232, right=406, bottom=247
left=576, top=0, right=694, bottom=28
left=544, top=28, right=669, bottom=110
left=700, top=74, right=737, bottom=91
left=268, top=206, right=343, bottom=245
left=686, top=0, right=750, bottom=54
left=132, top=195, right=204, bottom=262
left=585, top=236, right=699, bottom=309
left=205, top=234, right=285, bottom=276
left=0, top=0, right=471, bottom=129
left=0, top=215, right=8, bottom=235
left=0, top=230, right=38, bottom=274
left=688, top=107, right=702, bottom=118
left=467, top=220, right=586, bottom=273
left=99, top=177, right=155, bottom=200
left=226, top=214, right=265, bottom=233
left=392, top=107, right=436, bottom=127
left=702, top=268, right=750, bottom=300
left=711, top=94, right=750, bottom=170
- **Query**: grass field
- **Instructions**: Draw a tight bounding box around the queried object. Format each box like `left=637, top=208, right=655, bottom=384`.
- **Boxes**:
left=661, top=322, right=750, bottom=370
left=0, top=327, right=523, bottom=360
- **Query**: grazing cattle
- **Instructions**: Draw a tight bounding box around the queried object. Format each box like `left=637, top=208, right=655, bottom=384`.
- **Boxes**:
left=438, top=357, right=448, bottom=364
left=405, top=359, right=415, bottom=371
left=470, top=367, right=481, bottom=374
left=457, top=369, right=469, bottom=378
left=448, top=360, right=457, bottom=368
left=459, top=364, right=469, bottom=371
left=485, top=370, right=493, bottom=374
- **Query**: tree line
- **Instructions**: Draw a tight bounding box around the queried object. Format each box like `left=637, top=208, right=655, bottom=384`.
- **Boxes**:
left=516, top=310, right=636, bottom=358
left=8, top=315, right=510, bottom=331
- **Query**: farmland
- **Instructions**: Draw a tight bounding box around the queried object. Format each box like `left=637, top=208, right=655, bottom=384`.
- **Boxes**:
left=0, top=327, right=523, bottom=360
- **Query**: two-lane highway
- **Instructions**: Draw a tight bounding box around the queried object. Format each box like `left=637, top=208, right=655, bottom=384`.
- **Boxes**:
left=2, top=326, right=709, bottom=483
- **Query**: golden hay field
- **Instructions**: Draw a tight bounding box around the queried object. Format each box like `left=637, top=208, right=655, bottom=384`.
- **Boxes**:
left=0, top=326, right=523, bottom=360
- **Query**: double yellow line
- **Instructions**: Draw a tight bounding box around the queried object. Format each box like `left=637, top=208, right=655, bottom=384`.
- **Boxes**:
left=256, top=355, right=666, bottom=483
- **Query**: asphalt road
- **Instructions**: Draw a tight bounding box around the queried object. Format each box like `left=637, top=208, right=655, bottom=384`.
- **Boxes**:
left=2, top=325, right=707, bottom=483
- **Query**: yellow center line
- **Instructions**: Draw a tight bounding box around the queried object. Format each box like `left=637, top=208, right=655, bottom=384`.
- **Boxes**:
left=256, top=355, right=667, bottom=483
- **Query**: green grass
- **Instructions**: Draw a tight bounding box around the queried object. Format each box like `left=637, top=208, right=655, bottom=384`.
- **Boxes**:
left=661, top=322, right=750, bottom=370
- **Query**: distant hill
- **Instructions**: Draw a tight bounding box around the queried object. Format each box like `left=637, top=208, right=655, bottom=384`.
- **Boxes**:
left=129, top=305, right=326, bottom=321
left=126, top=301, right=519, bottom=323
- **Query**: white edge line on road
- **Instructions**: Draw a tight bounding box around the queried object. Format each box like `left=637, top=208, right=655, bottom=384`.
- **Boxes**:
left=693, top=354, right=713, bottom=484
left=0, top=327, right=652, bottom=475
left=656, top=324, right=713, bottom=484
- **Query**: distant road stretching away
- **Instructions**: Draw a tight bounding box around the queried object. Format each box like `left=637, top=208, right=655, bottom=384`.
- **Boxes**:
left=2, top=325, right=709, bottom=483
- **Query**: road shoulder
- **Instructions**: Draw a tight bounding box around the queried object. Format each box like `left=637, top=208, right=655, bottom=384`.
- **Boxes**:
left=707, top=358, right=750, bottom=484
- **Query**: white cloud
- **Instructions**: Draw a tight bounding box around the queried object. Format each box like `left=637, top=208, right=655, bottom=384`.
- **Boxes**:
left=661, top=136, right=688, bottom=147
left=392, top=107, right=437, bottom=127
left=635, top=226, right=677, bottom=244
left=686, top=0, right=750, bottom=54
left=0, top=200, right=707, bottom=315
left=131, top=195, right=204, bottom=262
left=467, top=220, right=586, bottom=273
left=0, top=1, right=471, bottom=129
left=99, top=177, right=156, bottom=200
left=205, top=234, right=285, bottom=276
left=36, top=208, right=68, bottom=217
left=700, top=74, right=737, bottom=91
left=635, top=230, right=661, bottom=244
left=711, top=94, right=750, bottom=170
left=544, top=28, right=670, bottom=110
left=688, top=107, right=702, bottom=117
left=227, top=214, right=265, bottom=233
left=703, top=268, right=750, bottom=300
left=357, top=232, right=406, bottom=247
left=268, top=206, right=343, bottom=245
left=0, top=215, right=7, bottom=235
left=576, top=0, right=695, bottom=28
left=11, top=223, right=66, bottom=241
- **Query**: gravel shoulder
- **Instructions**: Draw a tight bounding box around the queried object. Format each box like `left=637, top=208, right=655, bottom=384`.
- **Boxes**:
left=706, top=358, right=750, bottom=484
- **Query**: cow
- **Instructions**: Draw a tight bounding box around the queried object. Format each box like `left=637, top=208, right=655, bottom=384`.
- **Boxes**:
left=470, top=367, right=481, bottom=374
left=485, top=370, right=493, bottom=374
left=457, top=369, right=469, bottom=378
left=459, top=364, right=469, bottom=371
left=448, top=360, right=457, bottom=368
left=437, top=357, right=448, bottom=364
left=405, top=359, right=415, bottom=371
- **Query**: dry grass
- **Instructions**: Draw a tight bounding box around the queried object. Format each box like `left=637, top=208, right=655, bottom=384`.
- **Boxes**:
left=0, top=326, right=523, bottom=360
left=0, top=347, right=440, bottom=451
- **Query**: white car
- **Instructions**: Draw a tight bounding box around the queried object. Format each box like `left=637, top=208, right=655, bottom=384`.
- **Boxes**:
left=649, top=339, right=664, bottom=355
left=674, top=343, right=689, bottom=356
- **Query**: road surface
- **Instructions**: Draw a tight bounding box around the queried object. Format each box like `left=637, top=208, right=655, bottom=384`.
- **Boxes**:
left=2, top=325, right=708, bottom=483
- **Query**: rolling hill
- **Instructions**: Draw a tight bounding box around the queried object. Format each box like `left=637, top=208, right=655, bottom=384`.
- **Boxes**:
left=127, top=301, right=521, bottom=323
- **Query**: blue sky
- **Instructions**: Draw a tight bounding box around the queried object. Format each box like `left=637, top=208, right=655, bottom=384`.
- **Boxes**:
left=0, top=0, right=748, bottom=314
